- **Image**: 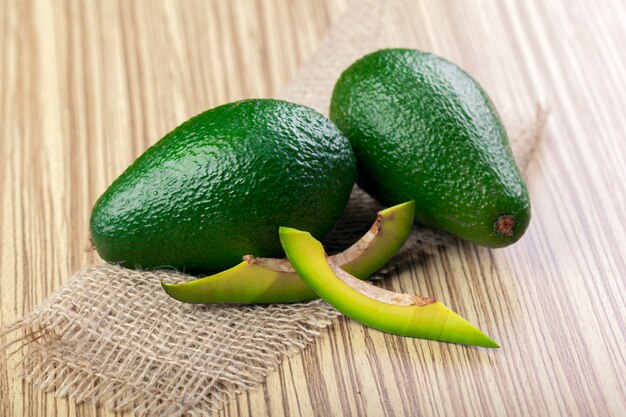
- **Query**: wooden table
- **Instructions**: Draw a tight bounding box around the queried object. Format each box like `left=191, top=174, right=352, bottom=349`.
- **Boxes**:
left=1, top=0, right=624, bottom=416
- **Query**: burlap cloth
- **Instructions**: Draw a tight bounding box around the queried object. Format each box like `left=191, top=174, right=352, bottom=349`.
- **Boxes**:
left=1, top=0, right=547, bottom=415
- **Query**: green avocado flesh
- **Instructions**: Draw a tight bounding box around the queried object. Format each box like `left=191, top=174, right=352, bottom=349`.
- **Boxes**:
left=279, top=227, right=499, bottom=348
left=90, top=99, right=356, bottom=272
left=330, top=49, right=531, bottom=247
left=162, top=201, right=414, bottom=304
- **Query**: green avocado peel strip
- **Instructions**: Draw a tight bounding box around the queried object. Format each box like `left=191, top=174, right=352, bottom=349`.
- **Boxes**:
left=162, top=201, right=415, bottom=304
left=279, top=227, right=499, bottom=348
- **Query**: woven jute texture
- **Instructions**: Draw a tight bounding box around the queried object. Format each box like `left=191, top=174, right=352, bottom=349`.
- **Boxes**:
left=1, top=0, right=547, bottom=415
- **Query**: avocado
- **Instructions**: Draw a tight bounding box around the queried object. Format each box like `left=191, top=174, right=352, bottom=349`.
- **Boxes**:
left=90, top=99, right=356, bottom=272
left=330, top=49, right=531, bottom=247
left=162, top=201, right=415, bottom=304
left=279, top=226, right=499, bottom=348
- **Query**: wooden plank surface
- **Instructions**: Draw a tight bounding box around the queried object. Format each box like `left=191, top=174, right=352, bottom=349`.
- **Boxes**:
left=1, top=0, right=625, bottom=416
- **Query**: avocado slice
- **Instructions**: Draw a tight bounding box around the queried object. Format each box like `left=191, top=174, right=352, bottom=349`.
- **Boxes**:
left=163, top=257, right=317, bottom=304
left=279, top=227, right=499, bottom=348
left=162, top=201, right=414, bottom=304
left=332, top=200, right=414, bottom=277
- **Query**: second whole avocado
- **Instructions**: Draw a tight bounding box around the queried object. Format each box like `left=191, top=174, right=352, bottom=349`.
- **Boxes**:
left=330, top=49, right=531, bottom=247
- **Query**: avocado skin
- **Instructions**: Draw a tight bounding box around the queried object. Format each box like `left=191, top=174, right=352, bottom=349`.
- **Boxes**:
left=90, top=99, right=356, bottom=272
left=330, top=49, right=530, bottom=248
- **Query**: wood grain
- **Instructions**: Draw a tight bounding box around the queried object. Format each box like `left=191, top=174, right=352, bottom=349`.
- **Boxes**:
left=1, top=0, right=624, bottom=416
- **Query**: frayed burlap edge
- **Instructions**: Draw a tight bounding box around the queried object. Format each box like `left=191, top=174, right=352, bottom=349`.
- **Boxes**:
left=1, top=267, right=340, bottom=416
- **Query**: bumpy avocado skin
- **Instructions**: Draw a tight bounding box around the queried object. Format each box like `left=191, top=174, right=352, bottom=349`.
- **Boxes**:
left=330, top=49, right=530, bottom=248
left=90, top=99, right=356, bottom=272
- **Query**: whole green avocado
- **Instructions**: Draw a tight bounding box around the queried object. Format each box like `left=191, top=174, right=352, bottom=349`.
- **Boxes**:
left=90, top=99, right=356, bottom=272
left=330, top=49, right=531, bottom=248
